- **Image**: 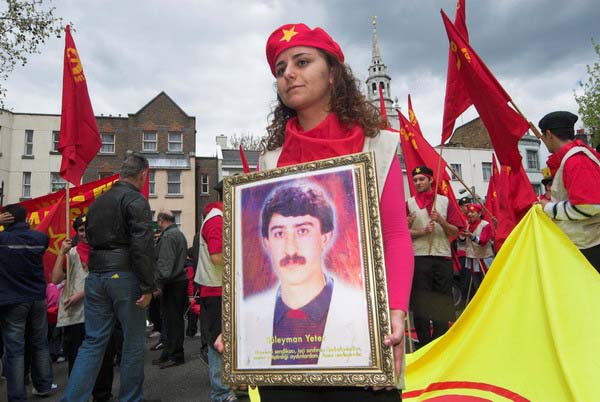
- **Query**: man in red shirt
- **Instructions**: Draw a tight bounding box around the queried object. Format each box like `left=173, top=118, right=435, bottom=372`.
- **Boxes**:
left=539, top=111, right=600, bottom=272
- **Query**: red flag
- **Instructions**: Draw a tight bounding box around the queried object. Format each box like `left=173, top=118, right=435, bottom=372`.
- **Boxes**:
left=484, top=153, right=500, bottom=225
left=141, top=168, right=150, bottom=199
left=398, top=103, right=463, bottom=225
left=239, top=146, right=250, bottom=174
left=493, top=164, right=537, bottom=252
left=441, top=0, right=471, bottom=144
left=378, top=84, right=389, bottom=128
left=59, top=25, right=101, bottom=186
left=19, top=174, right=120, bottom=281
left=440, top=11, right=529, bottom=169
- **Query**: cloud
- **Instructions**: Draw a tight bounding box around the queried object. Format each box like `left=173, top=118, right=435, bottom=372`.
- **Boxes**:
left=2, top=0, right=597, bottom=158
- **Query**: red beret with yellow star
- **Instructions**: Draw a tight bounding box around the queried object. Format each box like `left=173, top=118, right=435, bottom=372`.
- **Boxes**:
left=466, top=203, right=482, bottom=213
left=266, top=23, right=344, bottom=76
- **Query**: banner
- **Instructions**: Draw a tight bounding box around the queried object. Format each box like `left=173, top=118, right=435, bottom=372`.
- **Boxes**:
left=405, top=205, right=600, bottom=401
left=59, top=25, right=101, bottom=185
left=19, top=174, right=119, bottom=281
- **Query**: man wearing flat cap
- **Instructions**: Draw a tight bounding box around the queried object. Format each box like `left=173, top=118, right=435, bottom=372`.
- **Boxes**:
left=538, top=111, right=600, bottom=272
left=406, top=165, right=463, bottom=347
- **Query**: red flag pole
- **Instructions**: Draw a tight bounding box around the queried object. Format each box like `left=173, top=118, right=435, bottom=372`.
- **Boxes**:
left=508, top=100, right=544, bottom=139
left=428, top=146, right=445, bottom=254
left=65, top=184, right=71, bottom=298
left=445, top=163, right=495, bottom=220
left=239, top=146, right=250, bottom=174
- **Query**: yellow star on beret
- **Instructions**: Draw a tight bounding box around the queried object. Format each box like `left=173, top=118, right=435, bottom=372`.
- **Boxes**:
left=415, top=167, right=421, bottom=173
left=280, top=26, right=299, bottom=43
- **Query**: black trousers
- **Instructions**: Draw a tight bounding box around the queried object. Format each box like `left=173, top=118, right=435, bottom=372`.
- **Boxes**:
left=148, top=296, right=162, bottom=333
left=199, top=296, right=222, bottom=346
left=63, top=322, right=115, bottom=401
left=260, top=386, right=401, bottom=402
left=159, top=280, right=188, bottom=362
left=410, top=256, right=455, bottom=348
left=581, top=244, right=600, bottom=274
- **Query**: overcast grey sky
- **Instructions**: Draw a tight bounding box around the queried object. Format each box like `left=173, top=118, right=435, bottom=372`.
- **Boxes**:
left=3, top=0, right=599, bottom=157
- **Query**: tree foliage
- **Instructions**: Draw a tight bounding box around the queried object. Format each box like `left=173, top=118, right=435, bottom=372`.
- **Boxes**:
left=0, top=0, right=65, bottom=105
left=575, top=40, right=600, bottom=146
left=229, top=133, right=263, bottom=151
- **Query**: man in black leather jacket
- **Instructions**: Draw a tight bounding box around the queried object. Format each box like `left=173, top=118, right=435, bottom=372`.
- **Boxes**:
left=62, top=152, right=157, bottom=402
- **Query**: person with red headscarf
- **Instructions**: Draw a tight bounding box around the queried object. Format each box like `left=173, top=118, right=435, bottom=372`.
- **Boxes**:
left=223, top=23, right=414, bottom=401
left=458, top=204, right=495, bottom=302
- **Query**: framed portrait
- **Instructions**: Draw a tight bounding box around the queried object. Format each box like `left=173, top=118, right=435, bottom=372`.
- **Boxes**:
left=221, top=152, right=395, bottom=387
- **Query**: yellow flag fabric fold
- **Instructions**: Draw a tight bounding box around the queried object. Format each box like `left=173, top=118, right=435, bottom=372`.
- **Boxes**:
left=405, top=205, right=600, bottom=401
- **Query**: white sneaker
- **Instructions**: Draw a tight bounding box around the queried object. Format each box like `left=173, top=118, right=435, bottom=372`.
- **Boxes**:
left=56, top=356, right=66, bottom=363
left=32, top=383, right=57, bottom=396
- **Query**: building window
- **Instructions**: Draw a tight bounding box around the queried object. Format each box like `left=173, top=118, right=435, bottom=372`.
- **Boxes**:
left=52, top=131, right=60, bottom=152
left=168, top=132, right=183, bottom=153
left=526, top=150, right=539, bottom=170
left=149, top=170, right=156, bottom=195
left=450, top=164, right=462, bottom=181
left=200, top=174, right=209, bottom=194
left=100, top=133, right=115, bottom=154
left=50, top=172, right=67, bottom=192
left=143, top=132, right=157, bottom=152
left=172, top=210, right=182, bottom=229
left=534, top=183, right=543, bottom=196
left=167, top=170, right=181, bottom=195
left=22, top=172, right=31, bottom=198
left=482, top=162, right=493, bottom=182
left=24, top=130, right=34, bottom=156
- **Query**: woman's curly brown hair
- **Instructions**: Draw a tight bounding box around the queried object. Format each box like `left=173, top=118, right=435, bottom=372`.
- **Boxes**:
left=262, top=50, right=383, bottom=152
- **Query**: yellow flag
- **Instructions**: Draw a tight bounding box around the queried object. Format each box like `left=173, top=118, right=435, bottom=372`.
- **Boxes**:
left=405, top=205, right=600, bottom=401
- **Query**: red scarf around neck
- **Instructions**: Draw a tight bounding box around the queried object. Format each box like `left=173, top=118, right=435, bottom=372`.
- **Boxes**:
left=277, top=113, right=365, bottom=167
left=76, top=241, right=90, bottom=265
left=414, top=190, right=436, bottom=213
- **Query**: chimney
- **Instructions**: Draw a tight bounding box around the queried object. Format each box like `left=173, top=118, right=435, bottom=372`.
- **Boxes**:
left=216, top=134, right=229, bottom=149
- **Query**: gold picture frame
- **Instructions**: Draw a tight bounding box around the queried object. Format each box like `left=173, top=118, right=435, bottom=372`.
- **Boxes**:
left=221, top=152, right=395, bottom=387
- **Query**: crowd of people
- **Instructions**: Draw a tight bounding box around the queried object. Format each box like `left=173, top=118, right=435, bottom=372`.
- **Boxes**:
left=1, top=21, right=599, bottom=402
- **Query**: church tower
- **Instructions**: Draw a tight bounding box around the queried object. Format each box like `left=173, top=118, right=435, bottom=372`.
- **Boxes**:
left=366, top=16, right=399, bottom=130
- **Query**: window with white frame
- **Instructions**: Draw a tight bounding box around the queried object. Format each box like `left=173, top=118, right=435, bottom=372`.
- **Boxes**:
left=526, top=150, right=539, bottom=170
left=50, top=172, right=67, bottom=192
left=52, top=131, right=60, bottom=152
left=24, top=130, right=34, bottom=156
left=167, top=170, right=181, bottom=195
left=168, top=132, right=183, bottom=152
left=450, top=164, right=462, bottom=181
left=149, top=170, right=156, bottom=195
left=100, top=133, right=115, bottom=154
left=482, top=162, right=493, bottom=182
left=200, top=174, right=209, bottom=194
left=143, top=132, right=157, bottom=152
left=22, top=172, right=31, bottom=198
left=172, top=210, right=182, bottom=229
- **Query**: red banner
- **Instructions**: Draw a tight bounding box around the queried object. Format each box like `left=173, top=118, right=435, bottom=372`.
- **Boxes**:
left=441, top=0, right=470, bottom=144
left=59, top=25, right=101, bottom=185
left=19, top=174, right=119, bottom=281
left=441, top=11, right=529, bottom=169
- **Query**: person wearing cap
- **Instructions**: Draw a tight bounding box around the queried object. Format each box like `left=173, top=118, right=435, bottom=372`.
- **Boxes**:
left=407, top=165, right=463, bottom=347
left=226, top=22, right=414, bottom=401
left=458, top=204, right=494, bottom=301
left=51, top=215, right=115, bottom=402
left=538, top=111, right=600, bottom=272
left=195, top=180, right=237, bottom=402
left=538, top=176, right=552, bottom=202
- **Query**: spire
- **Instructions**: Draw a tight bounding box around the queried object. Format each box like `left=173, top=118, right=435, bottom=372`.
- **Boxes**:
left=371, top=16, right=382, bottom=65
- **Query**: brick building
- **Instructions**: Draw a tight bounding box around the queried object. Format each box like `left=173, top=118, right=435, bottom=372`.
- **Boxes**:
left=0, top=91, right=196, bottom=242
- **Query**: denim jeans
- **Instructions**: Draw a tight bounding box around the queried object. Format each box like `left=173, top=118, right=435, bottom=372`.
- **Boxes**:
left=0, top=300, right=53, bottom=402
left=61, top=271, right=146, bottom=402
left=207, top=346, right=235, bottom=402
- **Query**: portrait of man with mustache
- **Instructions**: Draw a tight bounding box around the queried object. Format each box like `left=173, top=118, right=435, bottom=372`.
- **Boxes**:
left=238, top=182, right=370, bottom=369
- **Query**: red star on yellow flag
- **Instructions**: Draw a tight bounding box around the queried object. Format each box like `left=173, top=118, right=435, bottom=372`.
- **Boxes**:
left=280, top=26, right=298, bottom=42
